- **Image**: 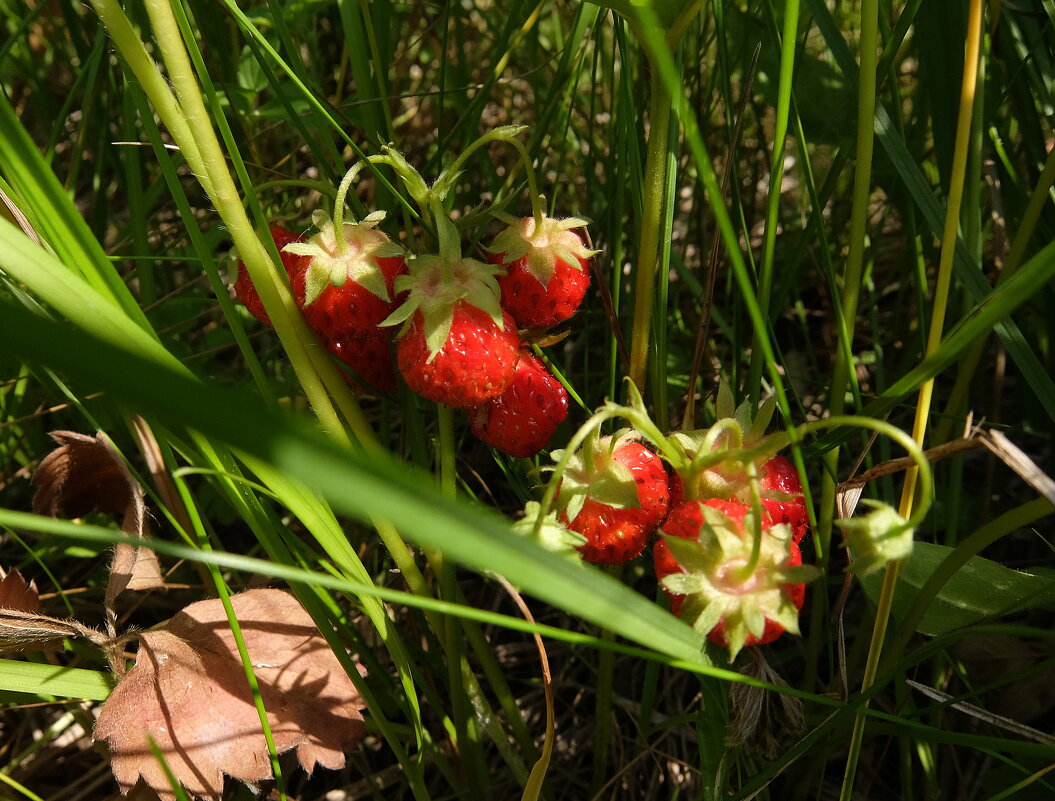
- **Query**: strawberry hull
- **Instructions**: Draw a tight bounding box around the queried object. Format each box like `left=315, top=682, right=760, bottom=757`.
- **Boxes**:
left=304, top=254, right=406, bottom=336
left=655, top=499, right=807, bottom=655
left=491, top=249, right=590, bottom=328
left=487, top=215, right=595, bottom=329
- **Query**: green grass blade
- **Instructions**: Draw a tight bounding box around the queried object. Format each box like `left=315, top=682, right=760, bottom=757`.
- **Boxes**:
left=0, top=659, right=113, bottom=701
left=0, top=291, right=708, bottom=665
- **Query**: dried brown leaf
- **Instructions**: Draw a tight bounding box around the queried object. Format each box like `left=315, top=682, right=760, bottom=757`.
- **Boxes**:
left=32, top=430, right=163, bottom=598
left=94, top=589, right=368, bottom=800
left=0, top=569, right=41, bottom=613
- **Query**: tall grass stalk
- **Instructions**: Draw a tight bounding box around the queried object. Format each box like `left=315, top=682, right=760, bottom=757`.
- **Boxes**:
left=839, top=1, right=985, bottom=797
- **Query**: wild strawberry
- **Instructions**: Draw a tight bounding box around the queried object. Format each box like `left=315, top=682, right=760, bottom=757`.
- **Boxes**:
left=668, top=388, right=809, bottom=544
left=469, top=350, right=569, bottom=457
left=232, top=225, right=310, bottom=325
left=488, top=214, right=596, bottom=328
left=382, top=254, right=518, bottom=408
left=283, top=210, right=406, bottom=337
left=554, top=431, right=671, bottom=565
left=666, top=454, right=808, bottom=545
left=324, top=328, right=397, bottom=395
left=656, top=500, right=815, bottom=660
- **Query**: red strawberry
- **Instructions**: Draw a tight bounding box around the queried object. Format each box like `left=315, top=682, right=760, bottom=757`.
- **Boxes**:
left=469, top=350, right=569, bottom=457
left=655, top=500, right=814, bottom=659
left=383, top=254, right=518, bottom=408
left=488, top=214, right=596, bottom=328
left=555, top=431, right=671, bottom=565
left=232, top=225, right=310, bottom=324
left=759, top=455, right=808, bottom=545
left=666, top=454, right=808, bottom=545
left=668, top=386, right=809, bottom=545
left=324, top=328, right=397, bottom=395
left=283, top=210, right=406, bottom=337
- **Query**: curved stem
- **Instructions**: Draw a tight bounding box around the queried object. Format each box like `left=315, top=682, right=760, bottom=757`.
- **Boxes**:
left=502, top=134, right=547, bottom=231
left=756, top=415, right=934, bottom=533
left=331, top=160, right=370, bottom=253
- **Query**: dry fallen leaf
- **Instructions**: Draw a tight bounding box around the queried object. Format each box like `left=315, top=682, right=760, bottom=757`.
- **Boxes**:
left=32, top=430, right=163, bottom=600
left=0, top=569, right=41, bottom=614
left=94, top=589, right=368, bottom=800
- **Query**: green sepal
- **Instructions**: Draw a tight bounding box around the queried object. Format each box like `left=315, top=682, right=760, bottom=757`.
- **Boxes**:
left=380, top=254, right=504, bottom=361
left=663, top=533, right=716, bottom=576
left=511, top=501, right=587, bottom=561
left=680, top=595, right=725, bottom=639
left=555, top=430, right=643, bottom=522
left=661, top=572, right=706, bottom=596
left=487, top=215, right=598, bottom=288
left=839, top=500, right=914, bottom=576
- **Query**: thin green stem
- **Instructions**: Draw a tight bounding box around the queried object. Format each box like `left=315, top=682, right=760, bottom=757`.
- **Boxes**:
left=817, top=0, right=881, bottom=565
left=627, top=56, right=676, bottom=392
left=135, top=0, right=347, bottom=442
left=746, top=0, right=802, bottom=403
left=331, top=160, right=370, bottom=246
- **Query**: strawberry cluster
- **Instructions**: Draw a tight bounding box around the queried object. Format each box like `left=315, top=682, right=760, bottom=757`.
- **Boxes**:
left=528, top=385, right=817, bottom=660
left=232, top=137, right=595, bottom=458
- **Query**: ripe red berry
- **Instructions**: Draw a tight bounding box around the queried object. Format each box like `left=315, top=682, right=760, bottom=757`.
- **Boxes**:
left=666, top=454, right=808, bottom=545
left=232, top=225, right=309, bottom=325
left=556, top=433, right=671, bottom=565
left=283, top=210, right=406, bottom=338
left=384, top=254, right=519, bottom=408
left=759, top=455, right=809, bottom=545
left=655, top=499, right=812, bottom=659
left=488, top=215, right=596, bottom=328
left=469, top=350, right=569, bottom=457
left=324, top=328, right=397, bottom=395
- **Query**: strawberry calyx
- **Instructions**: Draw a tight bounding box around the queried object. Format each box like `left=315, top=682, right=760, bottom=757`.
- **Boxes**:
left=666, top=384, right=794, bottom=506
left=838, top=500, right=914, bottom=575
left=284, top=209, right=405, bottom=308
left=511, top=501, right=587, bottom=562
left=551, top=428, right=644, bottom=524
left=381, top=254, right=506, bottom=361
left=488, top=213, right=598, bottom=289
left=660, top=502, right=818, bottom=660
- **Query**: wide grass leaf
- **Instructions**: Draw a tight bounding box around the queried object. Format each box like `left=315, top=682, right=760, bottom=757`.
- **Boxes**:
left=861, top=542, right=1055, bottom=636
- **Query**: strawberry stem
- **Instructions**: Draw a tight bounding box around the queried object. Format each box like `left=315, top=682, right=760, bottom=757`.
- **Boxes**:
left=438, top=125, right=544, bottom=223
left=745, top=416, right=934, bottom=533
left=431, top=202, right=461, bottom=280
left=534, top=413, right=613, bottom=537
left=331, top=160, right=369, bottom=256
left=502, top=135, right=546, bottom=232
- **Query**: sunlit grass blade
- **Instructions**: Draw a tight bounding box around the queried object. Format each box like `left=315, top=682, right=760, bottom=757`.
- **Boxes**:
left=0, top=292, right=708, bottom=665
